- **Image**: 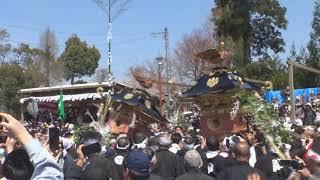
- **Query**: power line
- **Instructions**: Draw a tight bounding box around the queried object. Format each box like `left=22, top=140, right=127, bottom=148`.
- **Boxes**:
left=1, top=23, right=150, bottom=38
left=7, top=34, right=153, bottom=48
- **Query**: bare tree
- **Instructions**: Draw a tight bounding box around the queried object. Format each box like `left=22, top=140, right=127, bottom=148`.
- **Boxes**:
left=173, top=27, right=216, bottom=84
left=0, top=29, right=11, bottom=63
left=39, top=27, right=64, bottom=86
left=0, top=44, right=11, bottom=63
left=95, top=68, right=109, bottom=83
left=0, top=29, right=9, bottom=42
left=126, top=60, right=160, bottom=95
left=92, top=0, right=131, bottom=21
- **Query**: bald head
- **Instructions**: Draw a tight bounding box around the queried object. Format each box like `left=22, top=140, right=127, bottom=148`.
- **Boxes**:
left=184, top=150, right=203, bottom=168
left=233, top=142, right=250, bottom=162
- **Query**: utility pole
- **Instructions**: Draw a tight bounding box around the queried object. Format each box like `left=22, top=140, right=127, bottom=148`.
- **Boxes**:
left=152, top=27, right=170, bottom=118
left=156, top=57, right=164, bottom=114
left=107, top=0, right=113, bottom=85
left=93, top=0, right=131, bottom=86
left=107, top=0, right=113, bottom=81
left=164, top=27, right=170, bottom=118
left=288, top=61, right=295, bottom=122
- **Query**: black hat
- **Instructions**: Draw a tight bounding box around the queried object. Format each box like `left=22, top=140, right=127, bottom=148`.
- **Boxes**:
left=81, top=155, right=111, bottom=180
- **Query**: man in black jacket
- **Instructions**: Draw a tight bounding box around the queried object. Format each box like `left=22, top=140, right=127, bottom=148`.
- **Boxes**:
left=108, top=136, right=130, bottom=180
left=64, top=131, right=113, bottom=180
left=132, top=132, right=148, bottom=150
left=204, top=137, right=234, bottom=177
left=216, top=141, right=263, bottom=180
left=152, top=133, right=184, bottom=179
left=175, top=150, right=214, bottom=180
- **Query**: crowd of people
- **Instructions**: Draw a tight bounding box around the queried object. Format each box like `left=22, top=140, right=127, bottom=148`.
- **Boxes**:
left=272, top=90, right=320, bottom=126
left=1, top=111, right=320, bottom=180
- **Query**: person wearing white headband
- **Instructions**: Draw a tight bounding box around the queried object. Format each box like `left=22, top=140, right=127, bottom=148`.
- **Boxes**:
left=132, top=132, right=148, bottom=150
left=108, top=136, right=130, bottom=180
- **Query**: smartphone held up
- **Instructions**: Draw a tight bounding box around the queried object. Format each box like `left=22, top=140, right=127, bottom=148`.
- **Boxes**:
left=49, top=127, right=60, bottom=151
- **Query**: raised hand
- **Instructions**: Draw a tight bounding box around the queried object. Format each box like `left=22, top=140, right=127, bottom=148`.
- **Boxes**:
left=0, top=113, right=33, bottom=145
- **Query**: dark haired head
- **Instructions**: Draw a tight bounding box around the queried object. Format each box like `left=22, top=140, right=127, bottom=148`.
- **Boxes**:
left=255, top=132, right=266, bottom=144
left=231, top=136, right=240, bottom=145
left=133, top=132, right=147, bottom=144
left=147, top=136, right=158, bottom=147
left=183, top=136, right=195, bottom=150
left=3, top=149, right=34, bottom=180
left=174, top=126, right=183, bottom=131
left=171, top=133, right=182, bottom=144
left=292, top=125, right=305, bottom=135
left=207, top=137, right=220, bottom=151
left=289, top=148, right=306, bottom=159
left=82, top=131, right=102, bottom=145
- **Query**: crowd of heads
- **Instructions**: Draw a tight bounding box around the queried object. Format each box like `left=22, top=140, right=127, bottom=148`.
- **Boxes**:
left=3, top=91, right=320, bottom=180
left=4, top=118, right=320, bottom=180
left=272, top=90, right=320, bottom=126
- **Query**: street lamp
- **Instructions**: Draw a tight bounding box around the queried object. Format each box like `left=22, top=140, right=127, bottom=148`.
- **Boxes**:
left=156, top=57, right=164, bottom=114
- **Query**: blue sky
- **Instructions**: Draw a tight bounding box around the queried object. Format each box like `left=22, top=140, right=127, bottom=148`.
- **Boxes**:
left=0, top=0, right=316, bottom=82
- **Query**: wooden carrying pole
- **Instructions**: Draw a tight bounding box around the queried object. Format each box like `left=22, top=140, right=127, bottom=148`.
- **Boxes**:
left=288, top=61, right=296, bottom=121
left=287, top=60, right=320, bottom=121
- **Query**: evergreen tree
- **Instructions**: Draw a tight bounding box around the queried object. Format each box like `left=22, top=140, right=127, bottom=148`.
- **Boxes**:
left=306, top=0, right=320, bottom=87
left=60, top=35, right=101, bottom=84
left=238, top=56, right=287, bottom=90
left=212, top=0, right=287, bottom=65
left=288, top=43, right=309, bottom=88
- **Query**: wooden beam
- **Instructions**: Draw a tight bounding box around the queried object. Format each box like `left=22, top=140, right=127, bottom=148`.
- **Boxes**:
left=245, top=78, right=267, bottom=85
left=288, top=60, right=320, bottom=75
left=287, top=60, right=320, bottom=121
left=288, top=62, right=296, bottom=121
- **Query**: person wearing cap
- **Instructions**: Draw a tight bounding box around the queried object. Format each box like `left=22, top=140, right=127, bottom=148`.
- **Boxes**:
left=123, top=150, right=164, bottom=180
left=280, top=103, right=290, bottom=118
left=108, top=136, right=130, bottom=180
left=295, top=102, right=305, bottom=126
left=310, top=91, right=317, bottom=107
left=175, top=150, right=214, bottom=180
left=60, top=137, right=76, bottom=177
left=272, top=97, right=279, bottom=112
left=152, top=133, right=184, bottom=179
left=304, top=103, right=316, bottom=126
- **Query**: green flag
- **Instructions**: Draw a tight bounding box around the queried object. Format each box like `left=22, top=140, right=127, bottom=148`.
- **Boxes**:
left=58, top=90, right=65, bottom=120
